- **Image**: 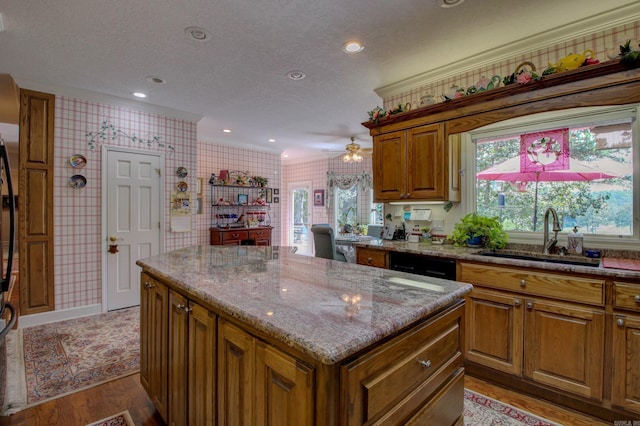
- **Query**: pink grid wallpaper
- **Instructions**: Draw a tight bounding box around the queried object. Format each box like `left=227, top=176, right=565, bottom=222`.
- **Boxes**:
left=282, top=157, right=373, bottom=244
left=54, top=96, right=198, bottom=309
left=384, top=23, right=640, bottom=109
left=196, top=142, right=282, bottom=245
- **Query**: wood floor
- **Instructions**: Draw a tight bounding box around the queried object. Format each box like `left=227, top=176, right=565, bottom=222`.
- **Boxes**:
left=0, top=373, right=611, bottom=425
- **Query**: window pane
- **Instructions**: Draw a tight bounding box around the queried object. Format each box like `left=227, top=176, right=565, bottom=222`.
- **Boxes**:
left=475, top=117, right=634, bottom=235
left=336, top=187, right=357, bottom=231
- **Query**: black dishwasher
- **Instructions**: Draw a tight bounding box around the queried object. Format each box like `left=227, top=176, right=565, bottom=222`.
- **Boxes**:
left=389, top=252, right=457, bottom=280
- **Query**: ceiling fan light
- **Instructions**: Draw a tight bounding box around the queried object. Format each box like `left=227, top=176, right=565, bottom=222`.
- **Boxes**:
left=343, top=154, right=351, bottom=163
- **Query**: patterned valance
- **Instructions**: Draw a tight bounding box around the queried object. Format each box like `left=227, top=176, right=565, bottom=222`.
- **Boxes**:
left=326, top=171, right=373, bottom=210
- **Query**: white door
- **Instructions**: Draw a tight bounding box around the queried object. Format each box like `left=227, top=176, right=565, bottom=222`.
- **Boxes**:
left=104, top=148, right=162, bottom=311
left=289, top=181, right=312, bottom=256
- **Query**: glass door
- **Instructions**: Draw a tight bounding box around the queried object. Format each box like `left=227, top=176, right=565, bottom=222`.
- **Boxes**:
left=289, top=182, right=312, bottom=256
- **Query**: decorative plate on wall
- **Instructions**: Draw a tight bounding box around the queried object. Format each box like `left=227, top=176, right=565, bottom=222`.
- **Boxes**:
left=177, top=181, right=188, bottom=192
left=176, top=167, right=188, bottom=178
left=69, top=175, right=87, bottom=189
left=69, top=154, right=87, bottom=168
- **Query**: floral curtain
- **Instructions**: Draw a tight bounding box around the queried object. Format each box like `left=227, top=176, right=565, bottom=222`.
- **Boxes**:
left=326, top=171, right=373, bottom=211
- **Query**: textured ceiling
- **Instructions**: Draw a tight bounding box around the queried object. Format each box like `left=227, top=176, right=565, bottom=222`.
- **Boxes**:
left=0, top=0, right=636, bottom=162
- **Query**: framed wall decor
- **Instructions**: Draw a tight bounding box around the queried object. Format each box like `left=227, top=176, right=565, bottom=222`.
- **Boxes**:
left=238, top=194, right=249, bottom=205
left=273, top=196, right=280, bottom=203
left=266, top=188, right=273, bottom=203
left=314, top=189, right=325, bottom=207
left=196, top=177, right=203, bottom=195
left=273, top=188, right=279, bottom=195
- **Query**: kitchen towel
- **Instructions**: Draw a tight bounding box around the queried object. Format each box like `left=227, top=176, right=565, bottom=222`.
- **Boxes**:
left=602, top=257, right=640, bottom=271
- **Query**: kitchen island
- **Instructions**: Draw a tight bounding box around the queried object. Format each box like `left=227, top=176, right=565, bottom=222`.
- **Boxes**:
left=137, top=245, right=472, bottom=426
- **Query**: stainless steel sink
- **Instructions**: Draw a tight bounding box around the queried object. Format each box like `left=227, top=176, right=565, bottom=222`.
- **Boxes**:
left=476, top=250, right=601, bottom=268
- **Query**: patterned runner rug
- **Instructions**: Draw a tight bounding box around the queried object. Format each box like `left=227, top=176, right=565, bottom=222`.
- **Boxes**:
left=464, top=389, right=562, bottom=425
left=86, top=409, right=134, bottom=426
left=20, top=307, right=140, bottom=407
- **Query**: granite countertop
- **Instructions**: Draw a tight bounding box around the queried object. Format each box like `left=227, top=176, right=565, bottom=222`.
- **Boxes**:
left=137, top=245, right=472, bottom=365
left=356, top=239, right=640, bottom=280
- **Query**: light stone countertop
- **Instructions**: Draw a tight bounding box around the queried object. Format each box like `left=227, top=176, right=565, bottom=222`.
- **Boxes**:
left=137, top=245, right=472, bottom=365
left=356, top=240, right=640, bottom=280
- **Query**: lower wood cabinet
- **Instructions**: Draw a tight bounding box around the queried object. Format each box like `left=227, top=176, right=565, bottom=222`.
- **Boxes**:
left=612, top=281, right=640, bottom=414
left=460, top=262, right=605, bottom=402
left=141, top=271, right=465, bottom=425
left=140, top=272, right=169, bottom=421
left=355, top=247, right=389, bottom=268
left=210, top=227, right=272, bottom=245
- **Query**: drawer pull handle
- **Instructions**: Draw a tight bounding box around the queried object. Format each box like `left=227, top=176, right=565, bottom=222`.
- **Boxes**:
left=417, top=359, right=431, bottom=368
left=520, top=279, right=526, bottom=287
left=526, top=302, right=533, bottom=310
left=635, top=295, right=640, bottom=303
left=617, top=318, right=625, bottom=326
left=514, top=299, right=521, bottom=307
left=367, top=257, right=373, bottom=264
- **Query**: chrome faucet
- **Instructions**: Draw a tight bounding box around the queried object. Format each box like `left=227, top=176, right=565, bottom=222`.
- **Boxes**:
left=542, top=207, right=562, bottom=255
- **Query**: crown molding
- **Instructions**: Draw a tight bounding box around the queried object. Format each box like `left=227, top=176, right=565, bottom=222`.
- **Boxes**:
left=375, top=3, right=640, bottom=99
left=13, top=78, right=203, bottom=123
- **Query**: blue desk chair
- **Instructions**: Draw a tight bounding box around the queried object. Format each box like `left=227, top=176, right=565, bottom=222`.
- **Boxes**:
left=310, top=226, right=346, bottom=262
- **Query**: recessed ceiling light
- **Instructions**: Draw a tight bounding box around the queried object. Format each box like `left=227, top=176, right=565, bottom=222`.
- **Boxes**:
left=146, top=75, right=166, bottom=84
left=283, top=154, right=289, bottom=158
left=342, top=41, right=364, bottom=53
left=268, top=138, right=276, bottom=143
left=222, top=129, right=231, bottom=133
left=287, top=70, right=306, bottom=81
left=438, top=0, right=464, bottom=8
left=185, top=26, right=211, bottom=42
left=133, top=92, right=147, bottom=98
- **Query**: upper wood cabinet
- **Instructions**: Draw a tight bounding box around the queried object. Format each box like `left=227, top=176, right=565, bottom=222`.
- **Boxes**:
left=373, top=123, right=459, bottom=202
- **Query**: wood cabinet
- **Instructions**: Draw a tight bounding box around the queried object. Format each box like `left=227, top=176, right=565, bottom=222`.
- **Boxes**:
left=210, top=227, right=272, bottom=246
left=373, top=123, right=456, bottom=202
left=612, top=281, right=640, bottom=414
left=141, top=268, right=466, bottom=425
left=341, top=302, right=464, bottom=425
left=141, top=274, right=216, bottom=426
left=459, top=262, right=605, bottom=400
left=140, top=272, right=169, bottom=422
left=355, top=247, right=388, bottom=268
left=218, top=319, right=315, bottom=425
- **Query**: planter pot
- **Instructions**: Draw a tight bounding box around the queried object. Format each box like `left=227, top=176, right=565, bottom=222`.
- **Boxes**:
left=466, top=236, right=483, bottom=248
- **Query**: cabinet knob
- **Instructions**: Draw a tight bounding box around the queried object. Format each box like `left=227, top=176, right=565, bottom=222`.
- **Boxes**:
left=183, top=306, right=192, bottom=313
left=144, top=281, right=155, bottom=289
left=635, top=295, right=640, bottom=303
left=514, top=299, right=521, bottom=307
left=406, top=193, right=410, bottom=198
left=367, top=257, right=373, bottom=264
left=526, top=302, right=533, bottom=310
left=520, top=279, right=526, bottom=287
left=617, top=318, right=625, bottom=326
left=417, top=359, right=432, bottom=368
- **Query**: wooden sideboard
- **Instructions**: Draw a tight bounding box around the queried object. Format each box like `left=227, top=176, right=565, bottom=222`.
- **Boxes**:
left=209, top=227, right=272, bottom=246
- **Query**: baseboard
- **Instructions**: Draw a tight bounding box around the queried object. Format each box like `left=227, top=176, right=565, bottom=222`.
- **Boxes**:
left=17, top=304, right=102, bottom=328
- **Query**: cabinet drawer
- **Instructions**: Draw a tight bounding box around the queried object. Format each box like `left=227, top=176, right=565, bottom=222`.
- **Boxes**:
left=248, top=229, right=270, bottom=239
left=613, top=282, right=640, bottom=312
left=459, top=262, right=605, bottom=306
left=342, top=303, right=463, bottom=425
left=220, top=230, right=248, bottom=242
left=356, top=248, right=388, bottom=268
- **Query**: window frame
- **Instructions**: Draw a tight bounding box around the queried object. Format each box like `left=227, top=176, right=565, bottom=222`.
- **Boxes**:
left=464, top=104, right=640, bottom=249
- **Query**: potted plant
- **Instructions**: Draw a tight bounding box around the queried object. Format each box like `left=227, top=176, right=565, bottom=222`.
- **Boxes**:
left=450, top=213, right=508, bottom=249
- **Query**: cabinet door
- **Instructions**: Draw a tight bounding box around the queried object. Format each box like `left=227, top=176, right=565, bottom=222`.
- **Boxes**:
left=373, top=130, right=406, bottom=201
left=168, top=291, right=189, bottom=426
left=249, top=228, right=271, bottom=246
left=188, top=302, right=217, bottom=426
left=218, top=319, right=255, bottom=426
left=612, top=314, right=640, bottom=414
left=140, top=273, right=169, bottom=422
left=406, top=123, right=446, bottom=200
left=465, top=288, right=523, bottom=375
left=255, top=342, right=315, bottom=426
left=524, top=299, right=604, bottom=400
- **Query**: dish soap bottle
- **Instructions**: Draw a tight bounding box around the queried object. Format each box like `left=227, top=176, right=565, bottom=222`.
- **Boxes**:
left=567, top=226, right=583, bottom=254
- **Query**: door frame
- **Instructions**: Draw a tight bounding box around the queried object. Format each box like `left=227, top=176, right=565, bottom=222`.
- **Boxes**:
left=101, top=145, right=165, bottom=312
left=287, top=180, right=313, bottom=250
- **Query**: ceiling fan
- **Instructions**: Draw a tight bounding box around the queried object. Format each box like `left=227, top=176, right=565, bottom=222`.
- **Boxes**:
left=339, top=137, right=372, bottom=163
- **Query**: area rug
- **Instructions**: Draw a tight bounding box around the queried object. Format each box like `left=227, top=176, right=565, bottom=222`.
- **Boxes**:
left=20, top=306, right=140, bottom=407
left=86, top=409, right=134, bottom=426
left=464, top=389, right=562, bottom=425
